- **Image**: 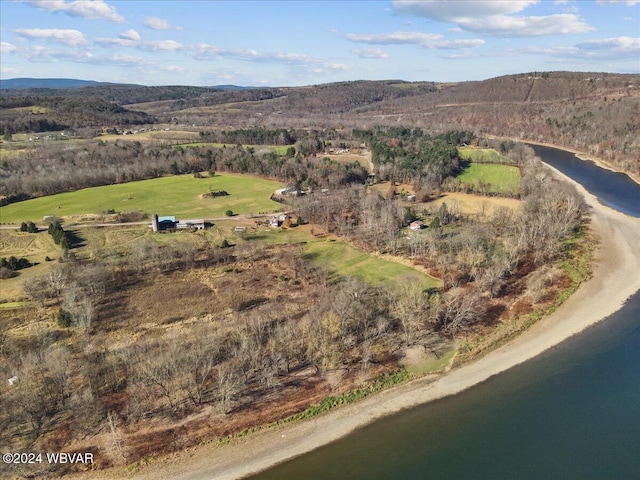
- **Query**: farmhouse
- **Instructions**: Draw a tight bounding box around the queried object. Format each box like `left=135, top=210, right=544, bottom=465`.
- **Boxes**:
left=409, top=220, right=425, bottom=231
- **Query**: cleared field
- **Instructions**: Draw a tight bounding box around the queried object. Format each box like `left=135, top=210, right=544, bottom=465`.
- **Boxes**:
left=0, top=173, right=284, bottom=224
left=429, top=192, right=520, bottom=216
left=322, top=153, right=369, bottom=170
left=305, top=239, right=440, bottom=289
left=0, top=230, right=58, bottom=259
left=247, top=225, right=440, bottom=288
left=97, top=129, right=201, bottom=142
left=0, top=148, right=29, bottom=160
left=457, top=163, right=520, bottom=195
left=8, top=106, right=48, bottom=114
left=178, top=143, right=291, bottom=155
left=458, top=146, right=510, bottom=164
left=0, top=230, right=61, bottom=301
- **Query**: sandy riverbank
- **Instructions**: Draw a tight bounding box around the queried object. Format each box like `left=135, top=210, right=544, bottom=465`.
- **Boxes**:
left=70, top=156, right=640, bottom=480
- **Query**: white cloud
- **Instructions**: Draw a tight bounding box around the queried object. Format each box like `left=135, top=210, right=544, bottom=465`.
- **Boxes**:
left=393, top=0, right=538, bottom=20
left=2, top=67, right=20, bottom=75
left=346, top=31, right=484, bottom=49
left=120, top=29, right=140, bottom=41
left=104, top=54, right=148, bottom=67
left=459, top=14, right=594, bottom=36
left=351, top=48, right=390, bottom=59
left=145, top=16, right=171, bottom=30
left=15, top=28, right=87, bottom=46
left=158, top=65, right=185, bottom=73
left=597, top=1, right=640, bottom=5
left=193, top=44, right=258, bottom=61
left=392, top=0, right=594, bottom=37
left=10, top=44, right=97, bottom=64
left=95, top=36, right=183, bottom=52
left=526, top=36, right=640, bottom=61
left=23, top=0, right=124, bottom=23
left=346, top=32, right=442, bottom=45
left=439, top=52, right=481, bottom=60
left=577, top=35, right=640, bottom=51
left=1, top=42, right=18, bottom=54
left=95, top=37, right=135, bottom=48
left=192, top=43, right=348, bottom=75
left=433, top=39, right=486, bottom=49
left=143, top=40, right=183, bottom=52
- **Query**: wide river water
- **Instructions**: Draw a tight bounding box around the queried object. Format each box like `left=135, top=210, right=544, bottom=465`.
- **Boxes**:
left=248, top=146, right=640, bottom=480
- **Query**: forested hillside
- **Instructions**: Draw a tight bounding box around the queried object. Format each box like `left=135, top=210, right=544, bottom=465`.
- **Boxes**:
left=1, top=72, right=638, bottom=176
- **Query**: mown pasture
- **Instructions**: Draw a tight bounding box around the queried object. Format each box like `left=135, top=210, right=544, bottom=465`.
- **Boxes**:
left=457, top=163, right=521, bottom=195
left=458, top=146, right=511, bottom=164
left=304, top=239, right=441, bottom=289
left=0, top=173, right=284, bottom=224
left=234, top=225, right=441, bottom=289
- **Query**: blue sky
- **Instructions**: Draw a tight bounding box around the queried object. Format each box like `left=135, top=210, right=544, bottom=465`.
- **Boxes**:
left=1, top=0, right=638, bottom=86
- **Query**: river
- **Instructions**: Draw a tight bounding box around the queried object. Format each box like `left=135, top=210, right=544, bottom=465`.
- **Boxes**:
left=247, top=146, right=640, bottom=480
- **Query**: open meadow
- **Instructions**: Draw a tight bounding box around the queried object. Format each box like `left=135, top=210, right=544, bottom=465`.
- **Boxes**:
left=458, top=146, right=511, bottom=164
left=0, top=230, right=60, bottom=301
left=247, top=224, right=440, bottom=289
left=0, top=173, right=285, bottom=224
left=457, top=163, right=521, bottom=195
left=304, top=239, right=440, bottom=289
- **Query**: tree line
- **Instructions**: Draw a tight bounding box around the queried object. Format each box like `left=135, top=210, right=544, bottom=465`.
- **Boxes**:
left=1, top=129, right=368, bottom=205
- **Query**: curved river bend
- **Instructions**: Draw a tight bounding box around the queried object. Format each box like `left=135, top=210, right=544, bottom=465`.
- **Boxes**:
left=248, top=146, right=640, bottom=480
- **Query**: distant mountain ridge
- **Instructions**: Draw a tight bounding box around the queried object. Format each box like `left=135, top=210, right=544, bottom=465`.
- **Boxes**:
left=0, top=78, right=108, bottom=89
left=0, top=78, right=256, bottom=90
left=0, top=72, right=637, bottom=178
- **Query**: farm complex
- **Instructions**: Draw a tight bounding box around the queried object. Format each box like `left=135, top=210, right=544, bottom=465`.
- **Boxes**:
left=1, top=72, right=625, bottom=479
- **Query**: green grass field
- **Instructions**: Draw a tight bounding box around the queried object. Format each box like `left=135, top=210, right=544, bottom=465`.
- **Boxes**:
left=246, top=226, right=441, bottom=289
left=458, top=147, right=510, bottom=164
left=458, top=163, right=521, bottom=195
left=304, top=239, right=441, bottom=289
left=0, top=173, right=284, bottom=224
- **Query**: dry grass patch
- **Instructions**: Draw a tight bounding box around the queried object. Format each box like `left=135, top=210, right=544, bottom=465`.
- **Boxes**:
left=427, top=192, right=520, bottom=216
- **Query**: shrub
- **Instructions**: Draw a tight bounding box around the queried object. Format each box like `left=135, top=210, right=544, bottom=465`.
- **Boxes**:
left=0, top=266, right=17, bottom=279
left=225, top=210, right=234, bottom=217
left=116, top=210, right=146, bottom=223
left=1, top=256, right=32, bottom=271
left=57, top=309, right=73, bottom=328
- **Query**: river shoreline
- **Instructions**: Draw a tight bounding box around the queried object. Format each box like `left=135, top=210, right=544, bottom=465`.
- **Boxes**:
left=521, top=139, right=640, bottom=185
left=69, top=145, right=640, bottom=480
